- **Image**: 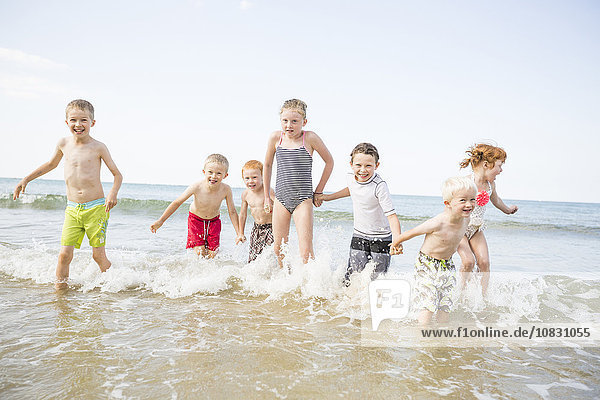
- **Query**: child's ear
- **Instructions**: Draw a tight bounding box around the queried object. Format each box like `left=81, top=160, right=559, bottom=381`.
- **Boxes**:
left=91, top=119, right=96, bottom=127
left=443, top=200, right=450, bottom=206
left=302, top=118, right=307, bottom=126
left=375, top=162, right=380, bottom=169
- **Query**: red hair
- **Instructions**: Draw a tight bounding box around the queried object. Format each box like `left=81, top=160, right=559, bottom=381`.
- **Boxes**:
left=460, top=143, right=507, bottom=169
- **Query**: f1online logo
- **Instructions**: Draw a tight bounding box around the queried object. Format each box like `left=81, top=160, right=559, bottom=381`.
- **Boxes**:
left=369, top=279, right=411, bottom=331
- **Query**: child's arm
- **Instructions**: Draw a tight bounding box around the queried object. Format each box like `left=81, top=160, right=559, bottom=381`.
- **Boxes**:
left=238, top=191, right=249, bottom=239
left=13, top=141, right=64, bottom=200
left=490, top=182, right=518, bottom=214
left=387, top=214, right=402, bottom=254
left=150, top=185, right=195, bottom=233
left=263, top=132, right=278, bottom=213
left=322, top=187, right=350, bottom=202
left=390, top=218, right=438, bottom=255
left=225, top=186, right=245, bottom=244
left=99, top=143, right=123, bottom=212
left=309, top=133, right=334, bottom=207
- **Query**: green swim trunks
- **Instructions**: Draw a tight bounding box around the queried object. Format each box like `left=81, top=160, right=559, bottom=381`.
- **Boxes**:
left=61, top=198, right=109, bottom=248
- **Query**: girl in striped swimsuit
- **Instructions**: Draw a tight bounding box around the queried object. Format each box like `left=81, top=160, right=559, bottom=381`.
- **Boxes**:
left=263, top=99, right=334, bottom=266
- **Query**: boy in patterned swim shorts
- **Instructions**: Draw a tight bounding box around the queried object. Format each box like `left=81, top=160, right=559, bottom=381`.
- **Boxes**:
left=239, top=160, right=275, bottom=263
left=13, top=99, right=123, bottom=289
left=390, top=176, right=477, bottom=325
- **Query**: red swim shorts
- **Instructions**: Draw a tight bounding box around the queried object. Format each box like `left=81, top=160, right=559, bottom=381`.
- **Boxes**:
left=186, top=213, right=221, bottom=251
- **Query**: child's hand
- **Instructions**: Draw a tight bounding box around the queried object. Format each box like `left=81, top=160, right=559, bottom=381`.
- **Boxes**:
left=507, top=205, right=518, bottom=214
left=105, top=192, right=118, bottom=212
left=389, top=243, right=403, bottom=255
left=264, top=197, right=273, bottom=214
left=236, top=235, right=246, bottom=244
left=13, top=180, right=28, bottom=200
left=150, top=220, right=163, bottom=233
left=313, top=193, right=324, bottom=207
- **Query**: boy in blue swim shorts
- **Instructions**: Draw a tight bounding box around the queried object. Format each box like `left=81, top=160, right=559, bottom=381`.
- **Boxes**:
left=14, top=99, right=123, bottom=289
left=390, top=176, right=477, bottom=325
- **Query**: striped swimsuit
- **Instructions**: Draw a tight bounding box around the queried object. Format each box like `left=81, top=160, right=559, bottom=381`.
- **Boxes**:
left=275, top=131, right=313, bottom=214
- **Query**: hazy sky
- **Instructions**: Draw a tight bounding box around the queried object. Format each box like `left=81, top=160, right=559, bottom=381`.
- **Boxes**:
left=1, top=0, right=598, bottom=203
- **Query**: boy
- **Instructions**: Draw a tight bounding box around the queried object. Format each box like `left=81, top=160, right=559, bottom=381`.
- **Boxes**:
left=389, top=176, right=477, bottom=325
left=239, top=160, right=275, bottom=263
left=321, top=143, right=401, bottom=285
left=13, top=99, right=123, bottom=289
left=150, top=154, right=245, bottom=258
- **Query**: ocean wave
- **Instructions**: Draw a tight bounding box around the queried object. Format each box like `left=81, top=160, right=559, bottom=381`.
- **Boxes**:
left=1, top=243, right=599, bottom=326
left=3, top=193, right=598, bottom=235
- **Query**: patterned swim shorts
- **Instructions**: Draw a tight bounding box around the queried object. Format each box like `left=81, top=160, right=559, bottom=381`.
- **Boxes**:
left=248, top=223, right=274, bottom=262
left=413, top=252, right=456, bottom=313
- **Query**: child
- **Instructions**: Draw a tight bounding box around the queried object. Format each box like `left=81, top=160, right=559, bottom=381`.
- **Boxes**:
left=13, top=99, right=123, bottom=289
left=239, top=160, right=275, bottom=263
left=390, top=176, right=477, bottom=325
left=150, top=154, right=245, bottom=258
left=263, top=99, right=334, bottom=265
left=457, top=144, right=518, bottom=295
left=321, top=143, right=402, bottom=285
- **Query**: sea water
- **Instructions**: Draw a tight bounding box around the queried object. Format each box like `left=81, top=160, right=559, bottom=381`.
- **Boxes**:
left=1, top=178, right=599, bottom=398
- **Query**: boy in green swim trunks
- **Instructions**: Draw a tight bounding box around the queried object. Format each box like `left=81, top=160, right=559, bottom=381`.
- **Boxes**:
left=13, top=99, right=123, bottom=289
left=390, top=176, right=477, bottom=325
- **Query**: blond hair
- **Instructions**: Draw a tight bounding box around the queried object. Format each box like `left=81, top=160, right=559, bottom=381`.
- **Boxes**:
left=460, top=143, right=507, bottom=169
left=242, top=160, right=263, bottom=177
left=441, top=176, right=477, bottom=202
left=66, top=99, right=94, bottom=120
left=280, top=99, right=307, bottom=119
left=205, top=153, right=229, bottom=171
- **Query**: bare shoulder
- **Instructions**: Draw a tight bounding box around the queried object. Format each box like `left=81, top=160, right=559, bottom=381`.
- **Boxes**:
left=303, top=130, right=320, bottom=143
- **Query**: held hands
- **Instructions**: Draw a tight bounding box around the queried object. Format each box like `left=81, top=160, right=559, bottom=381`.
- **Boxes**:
left=13, top=179, right=28, bottom=200
left=312, top=193, right=324, bottom=207
left=150, top=220, right=163, bottom=233
left=264, top=197, right=273, bottom=214
left=235, top=234, right=246, bottom=245
left=389, top=242, right=403, bottom=256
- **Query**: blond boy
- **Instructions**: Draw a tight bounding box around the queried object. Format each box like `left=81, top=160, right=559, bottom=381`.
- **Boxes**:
left=13, top=99, right=123, bottom=289
left=239, top=160, right=275, bottom=263
left=150, top=154, right=245, bottom=258
left=390, top=176, right=477, bottom=325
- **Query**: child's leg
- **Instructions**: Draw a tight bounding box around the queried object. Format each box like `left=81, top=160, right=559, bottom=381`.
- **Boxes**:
left=272, top=200, right=292, bottom=266
left=469, top=231, right=490, bottom=295
left=56, top=245, right=75, bottom=289
left=457, top=236, right=476, bottom=289
left=418, top=309, right=434, bottom=325
left=193, top=245, right=209, bottom=257
left=92, top=246, right=112, bottom=272
left=291, top=198, right=314, bottom=264
left=435, top=310, right=450, bottom=324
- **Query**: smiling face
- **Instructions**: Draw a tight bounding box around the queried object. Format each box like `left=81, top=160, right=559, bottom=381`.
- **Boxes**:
left=280, top=110, right=306, bottom=138
left=351, top=152, right=379, bottom=183
left=445, top=187, right=477, bottom=218
left=242, top=168, right=263, bottom=191
left=203, top=162, right=228, bottom=186
left=66, top=109, right=95, bottom=139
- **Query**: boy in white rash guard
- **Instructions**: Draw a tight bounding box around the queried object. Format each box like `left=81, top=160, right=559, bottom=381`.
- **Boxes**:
left=321, top=143, right=402, bottom=285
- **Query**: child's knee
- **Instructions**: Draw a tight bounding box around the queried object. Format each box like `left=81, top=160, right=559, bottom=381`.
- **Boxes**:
left=58, top=249, right=73, bottom=264
left=477, top=259, right=490, bottom=272
left=460, top=259, right=475, bottom=272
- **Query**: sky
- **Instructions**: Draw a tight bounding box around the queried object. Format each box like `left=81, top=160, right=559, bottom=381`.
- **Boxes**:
left=1, top=0, right=599, bottom=203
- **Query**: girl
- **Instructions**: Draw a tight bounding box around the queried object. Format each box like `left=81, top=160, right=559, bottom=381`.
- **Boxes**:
left=457, top=143, right=518, bottom=295
left=263, top=99, right=334, bottom=265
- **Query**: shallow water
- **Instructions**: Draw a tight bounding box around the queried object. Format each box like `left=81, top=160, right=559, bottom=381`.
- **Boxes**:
left=1, top=178, right=599, bottom=398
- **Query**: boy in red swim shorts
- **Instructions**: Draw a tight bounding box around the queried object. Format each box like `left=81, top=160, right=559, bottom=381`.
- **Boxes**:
left=150, top=154, right=246, bottom=258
